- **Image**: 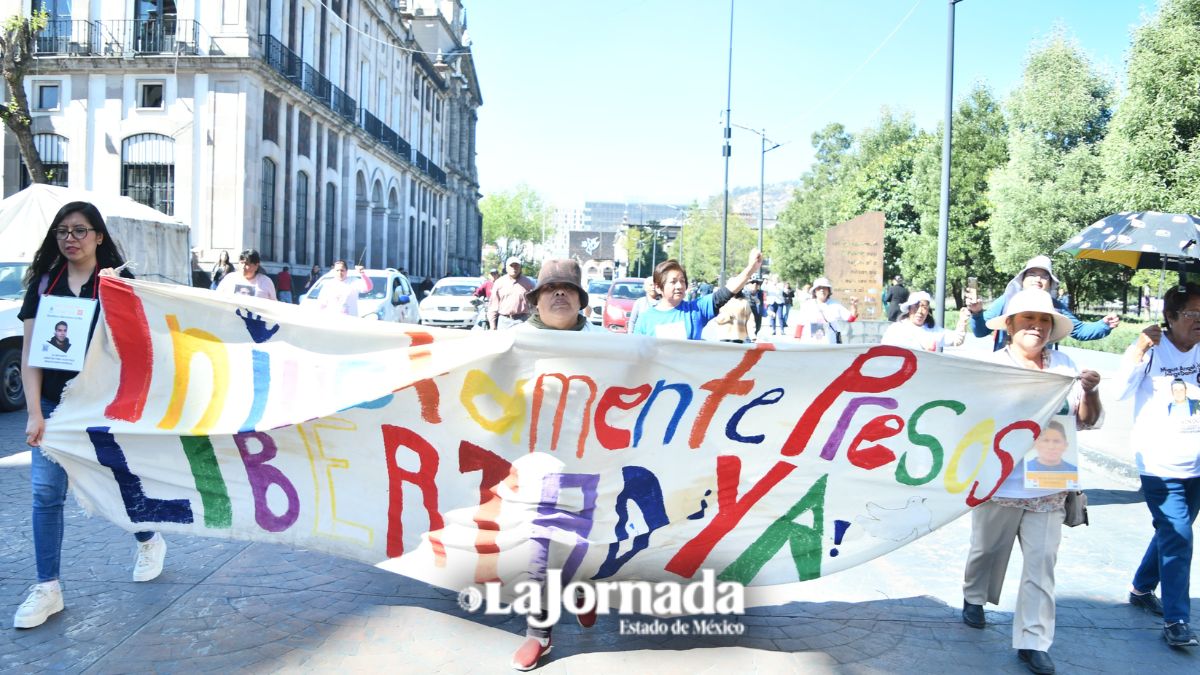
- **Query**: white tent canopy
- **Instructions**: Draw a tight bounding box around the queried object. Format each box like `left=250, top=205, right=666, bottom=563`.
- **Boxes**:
left=0, top=184, right=191, bottom=285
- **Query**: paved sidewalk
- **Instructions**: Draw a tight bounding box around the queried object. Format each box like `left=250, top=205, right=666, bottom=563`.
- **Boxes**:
left=1, top=335, right=1196, bottom=674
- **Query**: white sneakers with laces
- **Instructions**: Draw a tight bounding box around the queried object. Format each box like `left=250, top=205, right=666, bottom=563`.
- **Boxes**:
left=132, top=533, right=167, bottom=582
left=13, top=580, right=64, bottom=629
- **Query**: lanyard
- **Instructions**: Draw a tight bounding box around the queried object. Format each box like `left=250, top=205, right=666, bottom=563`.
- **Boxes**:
left=45, top=264, right=98, bottom=299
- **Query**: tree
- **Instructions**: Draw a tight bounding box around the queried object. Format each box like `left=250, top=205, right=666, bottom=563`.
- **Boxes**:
left=671, top=199, right=755, bottom=284
left=838, top=109, right=926, bottom=281
left=903, top=84, right=1009, bottom=307
left=1102, top=0, right=1200, bottom=215
left=624, top=221, right=668, bottom=278
left=772, top=123, right=852, bottom=285
left=987, top=35, right=1117, bottom=307
left=0, top=11, right=49, bottom=185
left=479, top=184, right=550, bottom=263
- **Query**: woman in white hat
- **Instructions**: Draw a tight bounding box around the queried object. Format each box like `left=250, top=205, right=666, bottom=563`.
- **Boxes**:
left=966, top=255, right=1119, bottom=350
left=880, top=291, right=969, bottom=352
left=960, top=289, right=1102, bottom=675
left=794, top=276, right=857, bottom=344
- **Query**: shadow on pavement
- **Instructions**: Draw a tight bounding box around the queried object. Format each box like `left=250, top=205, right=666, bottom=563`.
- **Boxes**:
left=1087, top=488, right=1144, bottom=506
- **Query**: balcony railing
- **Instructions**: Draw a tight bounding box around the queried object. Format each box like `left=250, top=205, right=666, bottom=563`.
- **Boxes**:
left=35, top=18, right=205, bottom=56
left=428, top=161, right=447, bottom=186
left=260, top=34, right=360, bottom=126
left=256, top=33, right=444, bottom=187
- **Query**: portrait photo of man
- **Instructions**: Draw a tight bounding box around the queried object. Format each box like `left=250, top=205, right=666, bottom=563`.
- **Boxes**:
left=47, top=321, right=71, bottom=354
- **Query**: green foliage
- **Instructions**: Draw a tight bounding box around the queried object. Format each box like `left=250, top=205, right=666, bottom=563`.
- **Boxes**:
left=479, top=184, right=550, bottom=262
left=672, top=199, right=755, bottom=284
left=904, top=85, right=1009, bottom=305
left=1059, top=316, right=1148, bottom=354
left=987, top=36, right=1119, bottom=307
left=772, top=115, right=925, bottom=288
left=624, top=221, right=669, bottom=278
left=1102, top=0, right=1200, bottom=214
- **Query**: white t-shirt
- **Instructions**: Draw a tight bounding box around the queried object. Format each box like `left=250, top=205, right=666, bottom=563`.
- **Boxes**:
left=317, top=275, right=372, bottom=316
left=1117, top=337, right=1200, bottom=478
left=795, top=299, right=853, bottom=344
left=880, top=320, right=965, bottom=352
left=989, top=348, right=1083, bottom=499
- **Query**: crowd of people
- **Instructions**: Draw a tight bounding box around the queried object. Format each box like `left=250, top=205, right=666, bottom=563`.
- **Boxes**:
left=8, top=202, right=1199, bottom=675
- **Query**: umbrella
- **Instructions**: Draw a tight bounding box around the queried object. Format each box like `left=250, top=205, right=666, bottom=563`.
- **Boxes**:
left=1056, top=211, right=1200, bottom=274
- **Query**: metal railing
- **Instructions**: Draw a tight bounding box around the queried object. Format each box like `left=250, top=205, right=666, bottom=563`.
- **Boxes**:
left=255, top=33, right=446, bottom=187
left=35, top=19, right=204, bottom=56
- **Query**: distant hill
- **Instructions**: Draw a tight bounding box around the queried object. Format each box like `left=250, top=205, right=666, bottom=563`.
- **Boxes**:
left=724, top=181, right=798, bottom=221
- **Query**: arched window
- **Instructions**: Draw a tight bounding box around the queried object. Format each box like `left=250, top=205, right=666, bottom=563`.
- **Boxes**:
left=121, top=133, right=174, bottom=214
left=408, top=215, right=416, bottom=272
left=260, top=158, right=277, bottom=258
left=19, top=133, right=69, bottom=189
left=295, top=171, right=309, bottom=265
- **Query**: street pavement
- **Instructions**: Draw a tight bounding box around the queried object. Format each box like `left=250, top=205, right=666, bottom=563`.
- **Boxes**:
left=1, top=331, right=1198, bottom=674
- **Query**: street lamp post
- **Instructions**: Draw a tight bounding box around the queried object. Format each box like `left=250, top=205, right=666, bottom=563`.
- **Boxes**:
left=934, top=0, right=962, bottom=328
left=720, top=0, right=735, bottom=284
left=733, top=124, right=780, bottom=254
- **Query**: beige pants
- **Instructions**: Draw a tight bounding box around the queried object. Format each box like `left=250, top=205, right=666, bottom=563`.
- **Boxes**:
left=962, top=502, right=1064, bottom=651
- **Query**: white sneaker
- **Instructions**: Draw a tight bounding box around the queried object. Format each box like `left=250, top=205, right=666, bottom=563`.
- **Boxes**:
left=132, top=533, right=166, bottom=582
left=13, top=581, right=64, bottom=628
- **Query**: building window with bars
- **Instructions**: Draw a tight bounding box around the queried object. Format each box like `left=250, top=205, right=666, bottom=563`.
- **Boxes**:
left=295, top=171, right=309, bottom=264
left=121, top=133, right=174, bottom=215
left=324, top=183, right=337, bottom=264
left=261, top=158, right=277, bottom=258
left=19, top=133, right=70, bottom=189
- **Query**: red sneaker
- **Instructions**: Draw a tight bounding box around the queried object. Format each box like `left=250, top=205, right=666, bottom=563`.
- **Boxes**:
left=574, top=588, right=597, bottom=628
left=511, top=636, right=552, bottom=671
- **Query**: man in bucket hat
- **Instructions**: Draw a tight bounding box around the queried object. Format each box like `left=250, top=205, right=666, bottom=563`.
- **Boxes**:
left=489, top=256, right=535, bottom=330
left=510, top=258, right=601, bottom=670
left=518, top=259, right=599, bottom=332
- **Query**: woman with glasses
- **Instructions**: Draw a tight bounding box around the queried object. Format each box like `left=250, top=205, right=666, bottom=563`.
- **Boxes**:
left=215, top=248, right=277, bottom=300
left=12, top=202, right=168, bottom=629
left=1118, top=284, right=1200, bottom=648
left=966, top=255, right=1119, bottom=350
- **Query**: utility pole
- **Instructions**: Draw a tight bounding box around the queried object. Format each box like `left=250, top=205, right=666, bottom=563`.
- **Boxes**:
left=720, top=0, right=734, bottom=284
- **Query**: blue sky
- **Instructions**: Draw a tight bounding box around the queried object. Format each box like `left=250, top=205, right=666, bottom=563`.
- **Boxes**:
left=466, top=0, right=1157, bottom=207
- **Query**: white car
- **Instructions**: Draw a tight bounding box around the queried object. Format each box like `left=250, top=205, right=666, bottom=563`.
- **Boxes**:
left=585, top=279, right=613, bottom=325
left=0, top=261, right=31, bottom=411
left=299, top=268, right=421, bottom=324
left=419, top=276, right=484, bottom=329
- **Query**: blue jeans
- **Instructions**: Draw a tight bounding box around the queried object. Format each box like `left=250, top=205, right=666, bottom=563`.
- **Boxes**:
left=32, top=399, right=153, bottom=582
left=1131, top=475, right=1200, bottom=623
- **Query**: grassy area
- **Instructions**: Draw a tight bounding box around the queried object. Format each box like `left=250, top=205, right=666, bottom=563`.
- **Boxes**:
left=943, top=309, right=1148, bottom=354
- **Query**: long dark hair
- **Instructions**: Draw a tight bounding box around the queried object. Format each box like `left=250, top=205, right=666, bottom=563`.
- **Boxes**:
left=23, top=201, right=126, bottom=287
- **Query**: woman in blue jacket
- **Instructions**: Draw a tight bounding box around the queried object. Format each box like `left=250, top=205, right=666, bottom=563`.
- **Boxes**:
left=967, top=255, right=1119, bottom=350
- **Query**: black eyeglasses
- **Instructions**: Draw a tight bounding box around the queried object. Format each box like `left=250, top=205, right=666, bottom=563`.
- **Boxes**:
left=54, top=227, right=95, bottom=240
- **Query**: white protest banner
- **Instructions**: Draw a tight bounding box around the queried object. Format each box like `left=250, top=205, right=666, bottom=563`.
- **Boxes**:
left=40, top=278, right=1074, bottom=592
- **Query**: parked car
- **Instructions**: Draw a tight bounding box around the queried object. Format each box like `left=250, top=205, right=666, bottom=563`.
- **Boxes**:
left=299, top=268, right=421, bottom=324
left=586, top=278, right=613, bottom=325
left=0, top=261, right=30, bottom=411
left=603, top=277, right=644, bottom=333
left=419, top=276, right=484, bottom=329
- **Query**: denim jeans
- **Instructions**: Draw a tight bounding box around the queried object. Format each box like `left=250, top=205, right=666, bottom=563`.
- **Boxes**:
left=1131, top=475, right=1200, bottom=623
left=32, top=399, right=153, bottom=582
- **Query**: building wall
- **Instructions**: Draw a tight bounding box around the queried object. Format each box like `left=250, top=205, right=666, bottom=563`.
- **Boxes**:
left=2, top=0, right=482, bottom=278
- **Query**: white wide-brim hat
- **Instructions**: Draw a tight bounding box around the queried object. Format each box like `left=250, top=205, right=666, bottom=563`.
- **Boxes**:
left=900, top=291, right=932, bottom=314
left=812, top=277, right=832, bottom=290
left=985, top=289, right=1073, bottom=343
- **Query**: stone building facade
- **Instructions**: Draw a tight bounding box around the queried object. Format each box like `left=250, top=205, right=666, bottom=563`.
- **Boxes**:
left=2, top=0, right=482, bottom=279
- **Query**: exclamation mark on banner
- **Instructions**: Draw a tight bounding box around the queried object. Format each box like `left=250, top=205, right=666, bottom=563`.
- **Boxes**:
left=829, top=520, right=851, bottom=557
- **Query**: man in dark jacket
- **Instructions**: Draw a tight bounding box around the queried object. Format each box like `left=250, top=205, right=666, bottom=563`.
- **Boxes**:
left=884, top=275, right=909, bottom=322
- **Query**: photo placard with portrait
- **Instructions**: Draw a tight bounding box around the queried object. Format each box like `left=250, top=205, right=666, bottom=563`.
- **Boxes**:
left=1023, top=414, right=1080, bottom=490
left=28, top=295, right=97, bottom=372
